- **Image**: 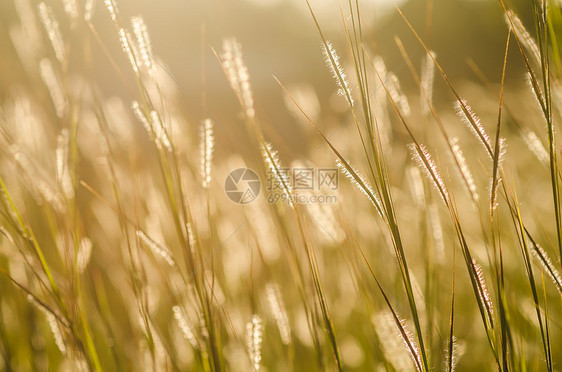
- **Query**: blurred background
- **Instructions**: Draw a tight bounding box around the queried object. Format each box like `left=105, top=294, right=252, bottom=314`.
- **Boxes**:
left=0, top=0, right=537, bottom=158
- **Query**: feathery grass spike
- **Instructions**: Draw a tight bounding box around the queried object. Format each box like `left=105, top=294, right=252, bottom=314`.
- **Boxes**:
left=84, top=0, right=95, bottom=21
left=131, top=16, right=154, bottom=73
left=246, top=315, right=263, bottom=371
left=221, top=38, right=255, bottom=118
left=200, top=119, right=214, bottom=189
left=373, top=311, right=419, bottom=371
left=104, top=0, right=118, bottom=22
left=450, top=137, right=478, bottom=202
left=523, top=131, right=549, bottom=164
left=531, top=244, right=562, bottom=294
left=408, top=166, right=426, bottom=208
left=172, top=305, right=199, bottom=348
left=77, top=237, right=93, bottom=273
left=149, top=111, right=172, bottom=152
left=39, top=58, right=65, bottom=118
left=266, top=283, right=291, bottom=345
left=56, top=129, right=74, bottom=199
left=336, top=158, right=382, bottom=215
left=62, top=0, right=78, bottom=20
left=455, top=100, right=492, bottom=157
left=45, top=312, right=67, bottom=354
left=387, top=73, right=410, bottom=116
left=488, top=138, right=506, bottom=211
left=38, top=3, right=64, bottom=63
left=118, top=28, right=139, bottom=73
left=322, top=41, right=353, bottom=107
left=262, top=142, right=294, bottom=208
left=408, top=143, right=449, bottom=203
left=505, top=11, right=541, bottom=66
left=136, top=230, right=175, bottom=266
left=472, top=259, right=494, bottom=320
left=420, top=52, right=436, bottom=114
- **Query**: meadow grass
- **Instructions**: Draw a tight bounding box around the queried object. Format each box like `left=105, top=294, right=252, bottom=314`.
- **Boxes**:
left=0, top=0, right=561, bottom=370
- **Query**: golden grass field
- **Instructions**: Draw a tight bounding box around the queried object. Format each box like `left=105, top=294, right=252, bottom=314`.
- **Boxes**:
left=0, top=0, right=562, bottom=371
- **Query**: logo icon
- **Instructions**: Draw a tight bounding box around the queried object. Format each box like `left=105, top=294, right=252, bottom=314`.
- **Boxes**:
left=225, top=168, right=261, bottom=204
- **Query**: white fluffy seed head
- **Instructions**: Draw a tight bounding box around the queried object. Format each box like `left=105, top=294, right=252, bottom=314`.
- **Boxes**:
left=322, top=41, right=353, bottom=107
left=407, top=166, right=425, bottom=208
left=38, top=3, right=65, bottom=63
left=531, top=244, right=562, bottom=294
left=118, top=28, right=139, bottom=73
left=186, top=222, right=196, bottom=257
left=505, top=11, right=541, bottom=66
left=62, top=0, right=79, bottom=20
left=136, top=230, right=175, bottom=266
left=523, top=131, right=549, bottom=164
left=132, top=102, right=170, bottom=151
left=372, top=312, right=414, bottom=371
left=246, top=315, right=263, bottom=371
left=33, top=302, right=67, bottom=355
left=526, top=72, right=547, bottom=113
left=77, top=237, right=93, bottom=273
left=429, top=203, right=445, bottom=264
left=450, top=137, right=478, bottom=202
left=408, top=143, right=449, bottom=204
left=262, top=142, right=294, bottom=208
left=372, top=311, right=422, bottom=372
left=420, top=51, right=436, bottom=115
left=46, top=312, right=67, bottom=354
left=198, top=310, right=209, bottom=340
left=39, top=58, right=65, bottom=118
left=132, top=101, right=151, bottom=132
left=56, top=129, right=74, bottom=199
left=488, top=138, right=507, bottom=212
left=472, top=259, right=494, bottom=322
left=12, top=148, right=64, bottom=211
left=104, top=0, right=118, bottom=22
left=266, top=283, right=291, bottom=345
left=387, top=73, right=410, bottom=117
left=131, top=16, right=154, bottom=73
left=336, top=159, right=382, bottom=216
left=200, top=119, right=214, bottom=189
left=221, top=38, right=255, bottom=118
left=172, top=305, right=199, bottom=348
left=455, top=99, right=492, bottom=157
left=149, top=111, right=172, bottom=152
left=85, top=0, right=95, bottom=22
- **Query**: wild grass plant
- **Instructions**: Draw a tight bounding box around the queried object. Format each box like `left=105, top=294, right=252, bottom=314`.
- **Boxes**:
left=0, top=0, right=561, bottom=370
